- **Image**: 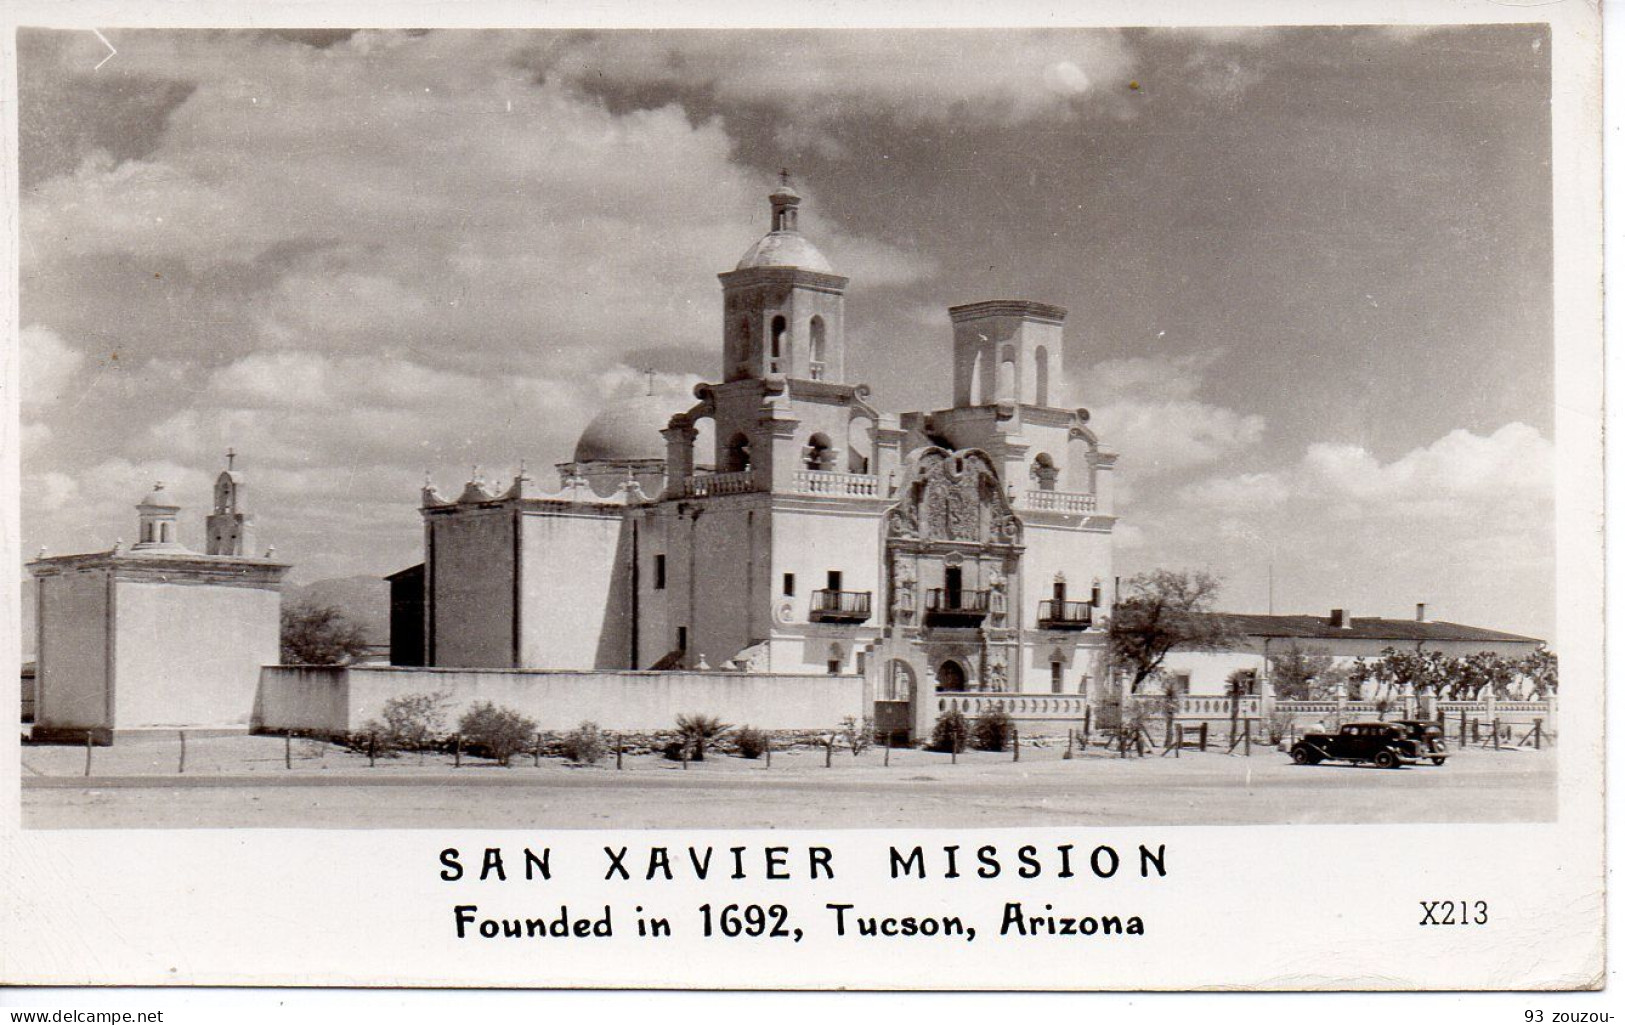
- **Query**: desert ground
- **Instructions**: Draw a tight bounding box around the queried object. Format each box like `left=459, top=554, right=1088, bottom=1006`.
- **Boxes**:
left=21, top=732, right=1555, bottom=829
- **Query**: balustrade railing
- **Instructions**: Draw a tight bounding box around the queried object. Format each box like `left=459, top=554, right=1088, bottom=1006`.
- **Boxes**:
left=679, top=470, right=757, bottom=497
left=792, top=469, right=880, bottom=497
left=1021, top=489, right=1097, bottom=513
left=935, top=691, right=1092, bottom=720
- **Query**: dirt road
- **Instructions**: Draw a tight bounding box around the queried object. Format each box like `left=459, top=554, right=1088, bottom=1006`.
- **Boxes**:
left=23, top=745, right=1554, bottom=828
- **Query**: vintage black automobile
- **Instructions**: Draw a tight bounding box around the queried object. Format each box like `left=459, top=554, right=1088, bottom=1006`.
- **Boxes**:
left=1290, top=720, right=1449, bottom=768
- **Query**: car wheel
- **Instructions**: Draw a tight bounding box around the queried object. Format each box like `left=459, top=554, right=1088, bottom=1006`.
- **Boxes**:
left=1430, top=757, right=1446, bottom=766
left=1373, top=749, right=1400, bottom=769
left=1291, top=744, right=1319, bottom=765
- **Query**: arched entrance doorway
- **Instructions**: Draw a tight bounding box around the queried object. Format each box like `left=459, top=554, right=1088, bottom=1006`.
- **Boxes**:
left=936, top=659, right=968, bottom=692
left=875, top=660, right=916, bottom=745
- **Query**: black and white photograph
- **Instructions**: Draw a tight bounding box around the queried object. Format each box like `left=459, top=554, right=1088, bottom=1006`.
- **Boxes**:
left=1, top=0, right=1606, bottom=997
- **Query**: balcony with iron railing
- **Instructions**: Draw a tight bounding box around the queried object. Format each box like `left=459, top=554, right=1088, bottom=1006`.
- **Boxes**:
left=924, top=588, right=991, bottom=626
left=809, top=589, right=873, bottom=624
left=1037, top=599, right=1092, bottom=630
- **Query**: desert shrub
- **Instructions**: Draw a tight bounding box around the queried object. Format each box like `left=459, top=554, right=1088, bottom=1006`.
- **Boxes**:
left=361, top=691, right=451, bottom=757
left=457, top=701, right=538, bottom=766
left=839, top=715, right=874, bottom=755
left=929, top=709, right=970, bottom=753
left=1263, top=708, right=1296, bottom=745
left=670, top=713, right=731, bottom=762
left=563, top=721, right=607, bottom=764
left=971, top=706, right=1014, bottom=752
left=734, top=726, right=768, bottom=760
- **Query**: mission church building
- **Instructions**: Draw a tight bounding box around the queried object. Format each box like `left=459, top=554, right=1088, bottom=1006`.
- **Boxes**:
left=397, top=177, right=1118, bottom=739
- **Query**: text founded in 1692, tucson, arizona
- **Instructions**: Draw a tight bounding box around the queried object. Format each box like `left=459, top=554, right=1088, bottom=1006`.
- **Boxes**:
left=437, top=841, right=1167, bottom=943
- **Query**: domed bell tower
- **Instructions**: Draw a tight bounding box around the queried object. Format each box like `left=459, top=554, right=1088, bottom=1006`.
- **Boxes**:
left=718, top=172, right=850, bottom=384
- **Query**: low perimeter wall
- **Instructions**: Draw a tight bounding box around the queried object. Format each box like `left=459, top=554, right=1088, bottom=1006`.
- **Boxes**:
left=254, top=665, right=865, bottom=736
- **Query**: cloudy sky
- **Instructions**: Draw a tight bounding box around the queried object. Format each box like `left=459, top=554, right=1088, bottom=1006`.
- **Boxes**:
left=18, top=26, right=1555, bottom=637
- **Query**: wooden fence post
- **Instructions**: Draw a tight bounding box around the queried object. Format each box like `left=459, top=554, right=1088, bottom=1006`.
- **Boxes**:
left=1460, top=708, right=1468, bottom=747
left=765, top=739, right=772, bottom=769
left=285, top=732, right=292, bottom=770
left=368, top=732, right=376, bottom=768
left=533, top=732, right=542, bottom=768
left=1012, top=727, right=1020, bottom=762
left=884, top=741, right=890, bottom=768
left=454, top=733, right=462, bottom=768
left=1083, top=706, right=1092, bottom=742
left=178, top=730, right=186, bottom=775
left=1493, top=718, right=1501, bottom=751
left=83, top=731, right=93, bottom=777
left=1199, top=722, right=1209, bottom=752
left=1534, top=719, right=1543, bottom=751
left=681, top=742, right=689, bottom=770
left=952, top=733, right=959, bottom=765
left=615, top=733, right=623, bottom=770
left=825, top=736, right=833, bottom=768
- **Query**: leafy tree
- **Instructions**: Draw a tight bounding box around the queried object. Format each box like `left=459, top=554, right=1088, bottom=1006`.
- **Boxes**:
left=1518, top=645, right=1559, bottom=697
left=280, top=602, right=371, bottom=665
left=1108, top=570, right=1240, bottom=696
left=1268, top=642, right=1334, bottom=700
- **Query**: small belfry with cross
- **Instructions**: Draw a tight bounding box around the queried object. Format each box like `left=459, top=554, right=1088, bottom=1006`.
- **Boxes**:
left=206, top=448, right=255, bottom=556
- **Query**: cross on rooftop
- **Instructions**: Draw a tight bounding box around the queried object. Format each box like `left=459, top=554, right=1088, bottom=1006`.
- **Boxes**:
left=226, top=448, right=236, bottom=470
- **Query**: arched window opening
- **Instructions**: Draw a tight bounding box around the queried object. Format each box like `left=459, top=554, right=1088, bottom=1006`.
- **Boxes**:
left=804, top=433, right=836, bottom=471
left=847, top=416, right=873, bottom=474
left=159, top=522, right=172, bottom=543
left=827, top=643, right=845, bottom=676
left=969, top=350, right=986, bottom=405
left=770, top=315, right=787, bottom=372
left=1034, top=345, right=1051, bottom=406
left=936, top=660, right=968, bottom=692
left=996, top=346, right=1017, bottom=404
left=141, top=523, right=153, bottom=543
left=724, top=433, right=752, bottom=473
left=809, top=316, right=827, bottom=379
left=1032, top=452, right=1059, bottom=491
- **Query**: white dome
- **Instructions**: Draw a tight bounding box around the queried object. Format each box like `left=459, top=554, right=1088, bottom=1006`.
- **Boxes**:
left=572, top=394, right=679, bottom=464
left=735, top=231, right=835, bottom=274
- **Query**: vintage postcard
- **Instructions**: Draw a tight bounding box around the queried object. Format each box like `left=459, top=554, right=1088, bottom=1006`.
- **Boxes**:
left=0, top=0, right=1604, bottom=993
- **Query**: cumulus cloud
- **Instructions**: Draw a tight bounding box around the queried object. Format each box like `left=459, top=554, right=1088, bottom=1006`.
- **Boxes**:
left=20, top=324, right=83, bottom=412
left=1123, top=422, right=1554, bottom=636
left=1079, top=352, right=1266, bottom=474
left=526, top=30, right=1140, bottom=132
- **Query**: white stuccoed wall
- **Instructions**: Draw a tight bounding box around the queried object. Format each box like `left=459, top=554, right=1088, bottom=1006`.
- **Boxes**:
left=256, top=665, right=864, bottom=734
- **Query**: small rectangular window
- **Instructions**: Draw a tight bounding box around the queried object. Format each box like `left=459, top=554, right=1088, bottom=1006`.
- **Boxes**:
left=783, top=573, right=795, bottom=596
left=654, top=554, right=666, bottom=590
left=827, top=570, right=843, bottom=592
left=1050, top=661, right=1064, bottom=694
left=827, top=659, right=842, bottom=675
left=1053, top=581, right=1066, bottom=602
left=677, top=626, right=688, bottom=651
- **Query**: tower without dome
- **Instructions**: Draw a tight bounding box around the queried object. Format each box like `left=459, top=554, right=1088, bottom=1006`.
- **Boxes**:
left=206, top=450, right=256, bottom=556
